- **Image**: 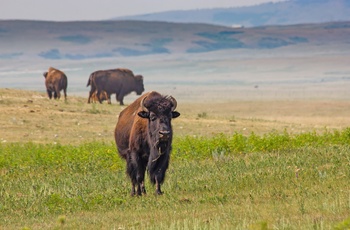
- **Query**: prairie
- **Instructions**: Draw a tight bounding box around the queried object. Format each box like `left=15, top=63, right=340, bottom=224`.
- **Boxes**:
left=1, top=89, right=350, bottom=229
left=1, top=19, right=350, bottom=229
left=1, top=88, right=350, bottom=144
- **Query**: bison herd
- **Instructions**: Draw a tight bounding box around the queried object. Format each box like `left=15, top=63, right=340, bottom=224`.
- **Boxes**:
left=43, top=67, right=180, bottom=196
left=43, top=66, right=144, bottom=104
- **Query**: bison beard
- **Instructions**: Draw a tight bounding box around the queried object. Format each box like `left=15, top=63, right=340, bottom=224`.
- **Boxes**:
left=114, top=91, right=180, bottom=196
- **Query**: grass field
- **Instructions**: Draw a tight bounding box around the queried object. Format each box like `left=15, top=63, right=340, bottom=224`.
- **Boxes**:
left=0, top=89, right=350, bottom=229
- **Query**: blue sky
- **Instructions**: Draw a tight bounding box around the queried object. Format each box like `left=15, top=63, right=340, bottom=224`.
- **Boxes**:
left=0, top=0, right=285, bottom=21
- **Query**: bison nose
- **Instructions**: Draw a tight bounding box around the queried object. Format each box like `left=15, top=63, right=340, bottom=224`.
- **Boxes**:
left=159, top=130, right=170, bottom=139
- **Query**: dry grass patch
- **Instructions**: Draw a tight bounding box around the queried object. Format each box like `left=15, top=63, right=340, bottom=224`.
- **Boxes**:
left=1, top=88, right=350, bottom=144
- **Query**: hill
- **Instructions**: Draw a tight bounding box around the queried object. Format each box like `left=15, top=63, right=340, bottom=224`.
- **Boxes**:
left=1, top=19, right=350, bottom=61
left=116, top=0, right=350, bottom=27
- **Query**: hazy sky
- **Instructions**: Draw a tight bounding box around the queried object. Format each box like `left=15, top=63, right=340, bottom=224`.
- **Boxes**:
left=0, top=0, right=285, bottom=21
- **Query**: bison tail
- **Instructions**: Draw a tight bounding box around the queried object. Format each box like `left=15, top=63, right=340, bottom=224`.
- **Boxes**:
left=87, top=74, right=93, bottom=87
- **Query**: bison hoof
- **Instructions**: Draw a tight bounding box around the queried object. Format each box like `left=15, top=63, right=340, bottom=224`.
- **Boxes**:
left=131, top=191, right=142, bottom=197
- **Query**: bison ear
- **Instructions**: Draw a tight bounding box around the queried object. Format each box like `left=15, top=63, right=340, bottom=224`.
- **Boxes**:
left=138, top=111, right=149, bottom=119
left=43, top=72, right=48, bottom=78
left=172, top=111, right=180, bottom=118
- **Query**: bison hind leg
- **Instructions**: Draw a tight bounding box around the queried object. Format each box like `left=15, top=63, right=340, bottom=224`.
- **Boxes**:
left=53, top=91, right=59, bottom=99
left=116, top=94, right=124, bottom=105
left=47, top=90, right=53, bottom=99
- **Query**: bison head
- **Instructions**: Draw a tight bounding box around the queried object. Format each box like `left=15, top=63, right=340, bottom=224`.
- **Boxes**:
left=134, top=75, right=145, bottom=95
left=138, top=93, right=180, bottom=153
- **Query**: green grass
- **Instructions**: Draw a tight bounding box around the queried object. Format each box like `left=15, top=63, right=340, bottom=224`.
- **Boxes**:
left=1, top=129, right=350, bottom=229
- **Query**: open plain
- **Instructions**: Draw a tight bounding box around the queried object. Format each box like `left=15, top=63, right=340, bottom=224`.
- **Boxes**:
left=1, top=88, right=350, bottom=145
left=1, top=20, right=350, bottom=229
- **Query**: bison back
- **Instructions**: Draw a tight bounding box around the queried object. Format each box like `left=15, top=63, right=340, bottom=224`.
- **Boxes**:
left=95, top=70, right=135, bottom=95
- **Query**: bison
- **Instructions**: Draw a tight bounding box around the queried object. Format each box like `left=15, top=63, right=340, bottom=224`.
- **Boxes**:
left=43, top=67, right=67, bottom=100
left=91, top=90, right=108, bottom=103
left=114, top=91, right=180, bottom=196
left=87, top=68, right=144, bottom=105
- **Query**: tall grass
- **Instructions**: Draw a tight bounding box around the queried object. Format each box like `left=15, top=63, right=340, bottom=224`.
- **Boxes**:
left=173, top=128, right=350, bottom=160
left=0, top=129, right=350, bottom=229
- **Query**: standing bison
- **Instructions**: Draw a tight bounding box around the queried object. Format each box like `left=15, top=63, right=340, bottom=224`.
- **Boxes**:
left=114, top=91, right=180, bottom=196
left=43, top=67, right=67, bottom=100
left=87, top=68, right=144, bottom=105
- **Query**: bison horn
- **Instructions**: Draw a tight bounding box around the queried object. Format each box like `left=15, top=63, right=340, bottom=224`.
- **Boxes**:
left=167, top=95, right=177, bottom=111
left=140, top=96, right=149, bottom=112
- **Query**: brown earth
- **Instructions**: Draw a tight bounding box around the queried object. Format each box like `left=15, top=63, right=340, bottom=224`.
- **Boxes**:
left=1, top=88, right=349, bottom=145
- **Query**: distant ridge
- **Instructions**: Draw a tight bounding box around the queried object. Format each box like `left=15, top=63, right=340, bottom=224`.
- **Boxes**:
left=115, top=0, right=350, bottom=27
left=1, top=20, right=350, bottom=60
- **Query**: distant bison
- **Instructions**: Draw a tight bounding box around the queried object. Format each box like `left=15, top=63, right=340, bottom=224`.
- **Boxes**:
left=87, top=68, right=144, bottom=105
left=43, top=67, right=67, bottom=100
left=91, top=90, right=108, bottom=103
left=114, top=91, right=180, bottom=196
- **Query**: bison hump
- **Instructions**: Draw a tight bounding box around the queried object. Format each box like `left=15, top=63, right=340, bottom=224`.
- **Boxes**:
left=117, top=68, right=134, bottom=75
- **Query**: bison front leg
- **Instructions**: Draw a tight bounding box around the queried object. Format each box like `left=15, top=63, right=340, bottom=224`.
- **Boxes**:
left=155, top=178, right=163, bottom=195
left=126, top=159, right=138, bottom=196
left=127, top=153, right=147, bottom=196
left=150, top=160, right=168, bottom=195
left=135, top=158, right=147, bottom=196
left=136, top=172, right=147, bottom=195
left=140, top=181, right=146, bottom=194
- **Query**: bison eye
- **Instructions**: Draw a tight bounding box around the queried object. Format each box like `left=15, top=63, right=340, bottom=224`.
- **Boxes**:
left=150, top=114, right=157, bottom=121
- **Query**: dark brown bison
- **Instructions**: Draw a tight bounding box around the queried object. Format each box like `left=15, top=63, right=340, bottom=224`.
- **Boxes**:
left=114, top=91, right=180, bottom=196
left=87, top=68, right=144, bottom=105
left=43, top=67, right=67, bottom=100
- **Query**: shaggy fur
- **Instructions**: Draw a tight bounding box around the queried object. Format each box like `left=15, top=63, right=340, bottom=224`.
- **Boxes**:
left=114, top=91, right=180, bottom=196
left=43, top=67, right=67, bottom=100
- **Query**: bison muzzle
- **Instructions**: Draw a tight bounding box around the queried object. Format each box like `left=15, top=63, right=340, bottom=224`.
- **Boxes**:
left=114, top=91, right=180, bottom=196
